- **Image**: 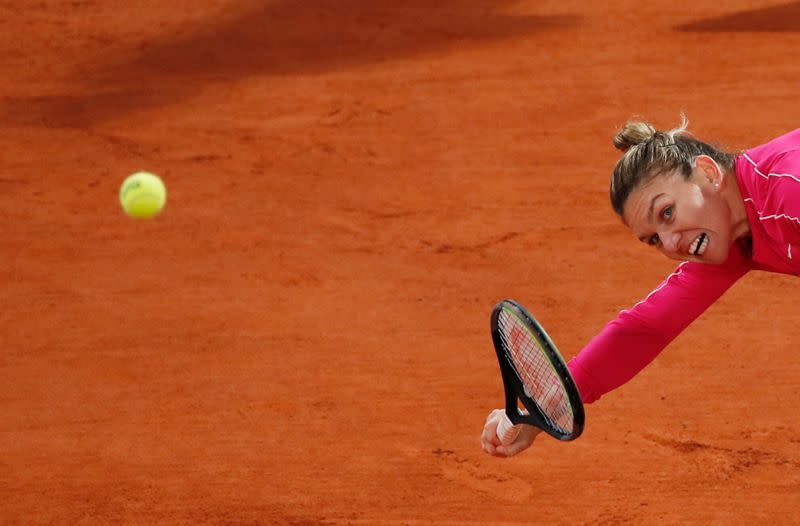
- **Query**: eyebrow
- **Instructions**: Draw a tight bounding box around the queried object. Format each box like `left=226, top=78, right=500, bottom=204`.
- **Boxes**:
left=637, top=193, right=665, bottom=243
left=647, top=193, right=664, bottom=222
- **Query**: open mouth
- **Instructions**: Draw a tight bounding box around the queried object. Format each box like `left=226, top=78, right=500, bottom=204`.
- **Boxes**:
left=689, top=233, right=708, bottom=256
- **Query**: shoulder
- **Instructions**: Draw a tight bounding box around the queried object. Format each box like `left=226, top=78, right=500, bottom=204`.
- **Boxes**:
left=737, top=130, right=800, bottom=203
left=748, top=128, right=800, bottom=157
left=740, top=128, right=800, bottom=177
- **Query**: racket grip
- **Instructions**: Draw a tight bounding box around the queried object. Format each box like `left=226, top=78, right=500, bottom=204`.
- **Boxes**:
left=497, top=412, right=522, bottom=446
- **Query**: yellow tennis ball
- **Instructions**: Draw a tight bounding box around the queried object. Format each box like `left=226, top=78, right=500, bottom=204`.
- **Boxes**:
left=119, top=171, right=167, bottom=219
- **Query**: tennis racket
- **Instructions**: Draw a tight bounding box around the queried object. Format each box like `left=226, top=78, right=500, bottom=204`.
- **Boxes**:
left=490, top=299, right=584, bottom=444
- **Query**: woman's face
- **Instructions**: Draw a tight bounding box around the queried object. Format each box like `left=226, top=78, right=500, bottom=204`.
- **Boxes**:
left=622, top=156, right=735, bottom=265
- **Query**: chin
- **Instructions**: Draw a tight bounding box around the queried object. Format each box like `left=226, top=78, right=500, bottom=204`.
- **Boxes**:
left=700, top=234, right=732, bottom=265
left=701, top=244, right=731, bottom=264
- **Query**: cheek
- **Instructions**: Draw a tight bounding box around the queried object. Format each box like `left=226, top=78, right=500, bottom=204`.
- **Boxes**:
left=692, top=194, right=728, bottom=232
left=708, top=201, right=732, bottom=234
left=688, top=186, right=705, bottom=208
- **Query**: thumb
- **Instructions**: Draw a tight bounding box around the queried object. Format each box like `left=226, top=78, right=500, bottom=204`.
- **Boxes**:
left=485, top=409, right=506, bottom=446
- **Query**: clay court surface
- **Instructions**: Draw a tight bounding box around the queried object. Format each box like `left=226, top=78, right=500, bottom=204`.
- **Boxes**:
left=3, top=1, right=800, bottom=524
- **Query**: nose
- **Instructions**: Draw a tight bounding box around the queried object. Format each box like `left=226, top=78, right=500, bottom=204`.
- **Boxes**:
left=658, top=229, right=680, bottom=252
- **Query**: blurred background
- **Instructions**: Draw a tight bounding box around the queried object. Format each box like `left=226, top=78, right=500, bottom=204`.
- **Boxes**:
left=2, top=1, right=800, bottom=524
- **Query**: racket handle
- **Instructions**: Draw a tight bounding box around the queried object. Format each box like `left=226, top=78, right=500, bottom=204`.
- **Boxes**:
left=497, top=412, right=522, bottom=446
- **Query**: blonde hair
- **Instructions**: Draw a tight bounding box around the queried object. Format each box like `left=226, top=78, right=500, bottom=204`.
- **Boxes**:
left=609, top=115, right=736, bottom=216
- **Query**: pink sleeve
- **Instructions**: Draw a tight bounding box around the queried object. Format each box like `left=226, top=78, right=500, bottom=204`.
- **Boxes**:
left=567, top=254, right=749, bottom=404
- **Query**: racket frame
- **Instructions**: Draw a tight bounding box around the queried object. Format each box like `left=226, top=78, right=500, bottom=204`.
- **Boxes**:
left=490, top=299, right=585, bottom=441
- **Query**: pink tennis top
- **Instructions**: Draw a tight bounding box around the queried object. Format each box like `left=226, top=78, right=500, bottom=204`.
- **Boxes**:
left=568, top=128, right=800, bottom=403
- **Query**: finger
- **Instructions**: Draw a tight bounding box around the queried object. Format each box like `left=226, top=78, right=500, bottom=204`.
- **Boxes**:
left=482, top=441, right=496, bottom=455
left=498, top=441, right=525, bottom=457
left=482, top=412, right=503, bottom=446
left=481, top=423, right=494, bottom=444
left=482, top=428, right=502, bottom=448
left=491, top=445, right=510, bottom=458
left=481, top=426, right=497, bottom=450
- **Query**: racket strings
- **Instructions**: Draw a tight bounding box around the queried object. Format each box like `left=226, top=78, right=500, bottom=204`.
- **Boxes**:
left=497, top=310, right=573, bottom=433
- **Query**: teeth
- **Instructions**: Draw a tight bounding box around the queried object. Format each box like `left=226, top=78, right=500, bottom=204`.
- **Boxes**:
left=690, top=233, right=708, bottom=256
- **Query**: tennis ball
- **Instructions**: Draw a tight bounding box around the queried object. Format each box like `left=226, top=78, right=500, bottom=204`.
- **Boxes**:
left=119, top=171, right=167, bottom=219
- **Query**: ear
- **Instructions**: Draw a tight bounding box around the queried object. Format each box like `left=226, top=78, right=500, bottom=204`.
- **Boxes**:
left=694, top=155, right=724, bottom=190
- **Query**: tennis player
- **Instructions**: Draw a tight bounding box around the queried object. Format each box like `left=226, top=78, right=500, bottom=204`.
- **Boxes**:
left=482, top=117, right=800, bottom=457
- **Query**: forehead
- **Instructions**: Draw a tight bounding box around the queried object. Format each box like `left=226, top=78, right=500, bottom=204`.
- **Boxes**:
left=622, top=174, right=682, bottom=226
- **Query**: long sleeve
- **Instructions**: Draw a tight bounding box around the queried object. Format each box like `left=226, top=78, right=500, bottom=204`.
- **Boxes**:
left=568, top=253, right=749, bottom=404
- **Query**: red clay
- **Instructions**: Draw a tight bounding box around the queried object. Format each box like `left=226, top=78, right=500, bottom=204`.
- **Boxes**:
left=3, top=1, right=800, bottom=524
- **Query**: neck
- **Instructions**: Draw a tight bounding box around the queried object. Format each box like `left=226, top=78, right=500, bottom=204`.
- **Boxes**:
left=725, top=166, right=751, bottom=241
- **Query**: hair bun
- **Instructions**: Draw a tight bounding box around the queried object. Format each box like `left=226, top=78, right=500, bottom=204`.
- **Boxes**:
left=613, top=121, right=657, bottom=152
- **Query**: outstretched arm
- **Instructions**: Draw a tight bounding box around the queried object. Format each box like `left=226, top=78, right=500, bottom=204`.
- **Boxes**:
left=480, top=248, right=748, bottom=458
left=568, top=253, right=749, bottom=404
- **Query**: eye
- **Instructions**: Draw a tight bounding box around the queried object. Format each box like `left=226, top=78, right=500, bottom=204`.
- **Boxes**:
left=648, top=233, right=660, bottom=246
left=662, top=206, right=674, bottom=220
